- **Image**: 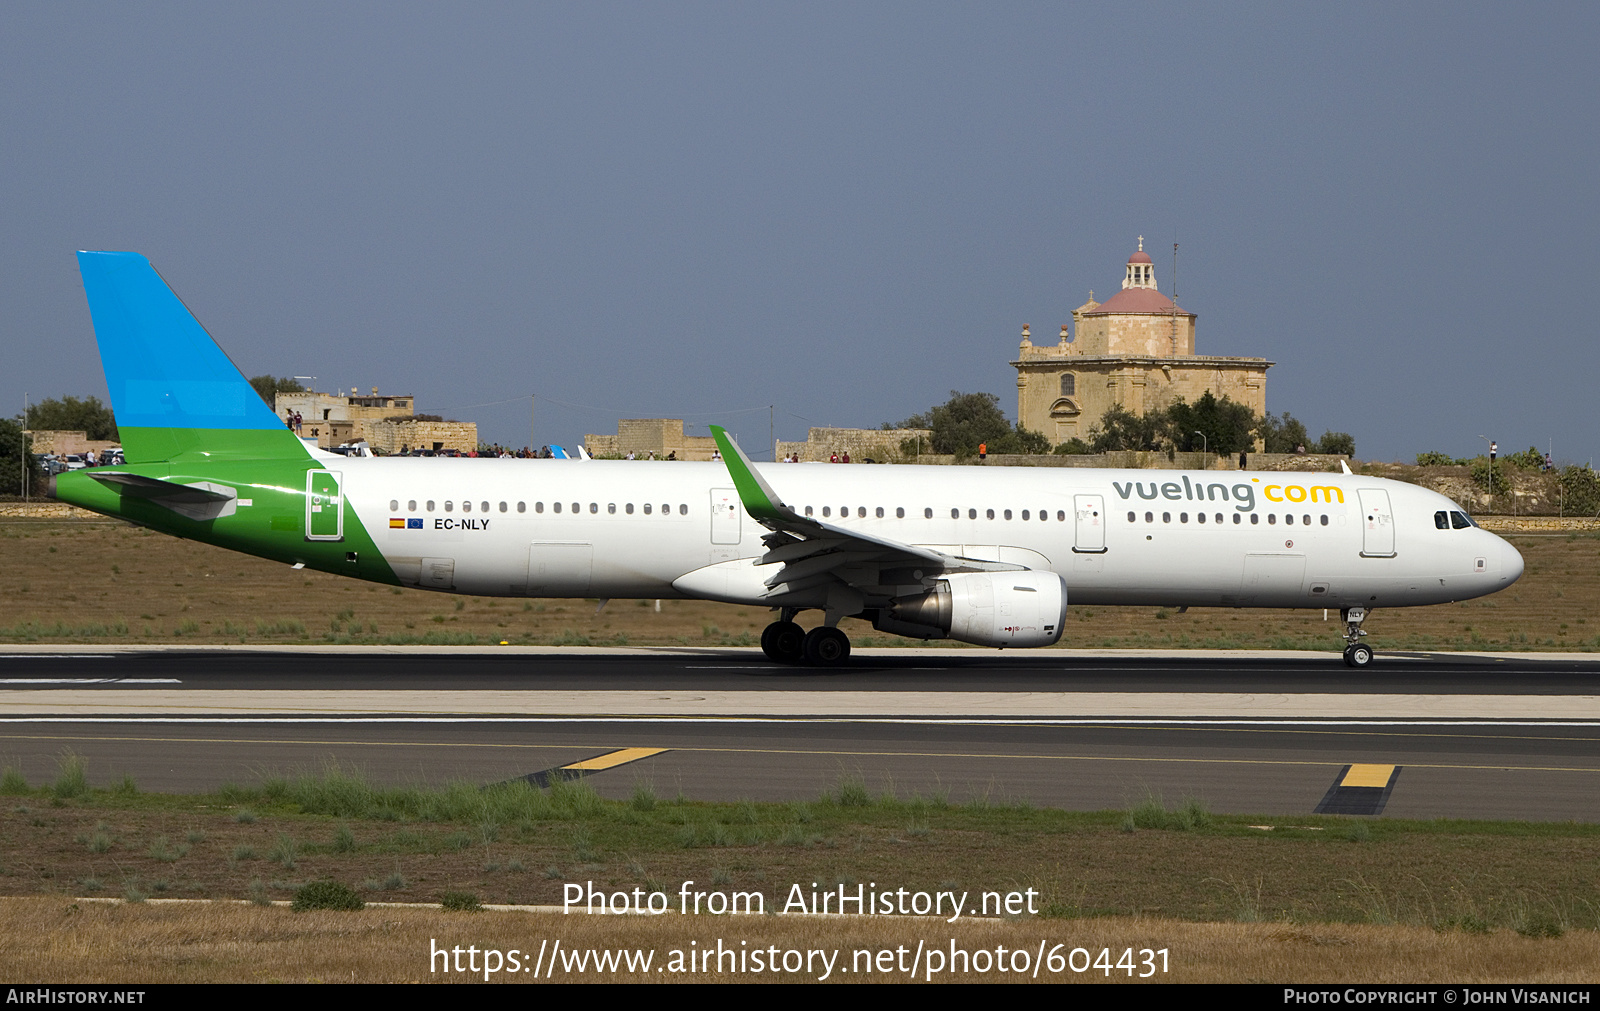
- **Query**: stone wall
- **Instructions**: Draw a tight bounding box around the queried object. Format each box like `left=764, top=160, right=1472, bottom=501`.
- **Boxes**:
left=25, top=431, right=120, bottom=457
left=776, top=427, right=932, bottom=463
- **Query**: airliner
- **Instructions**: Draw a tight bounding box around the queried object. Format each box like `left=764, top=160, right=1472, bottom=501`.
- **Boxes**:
left=52, top=252, right=1524, bottom=668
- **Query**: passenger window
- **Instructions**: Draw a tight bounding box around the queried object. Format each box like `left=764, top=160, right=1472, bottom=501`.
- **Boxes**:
left=517, top=502, right=525, bottom=513
left=822, top=507, right=831, bottom=517
left=1180, top=512, right=1189, bottom=523
left=481, top=501, right=489, bottom=513
left=589, top=503, right=598, bottom=514
left=661, top=504, right=669, bottom=515
left=1197, top=512, right=1206, bottom=524
left=1250, top=513, right=1259, bottom=525
left=463, top=501, right=472, bottom=513
left=625, top=503, right=634, bottom=514
left=679, top=504, right=687, bottom=515
left=534, top=502, right=543, bottom=513
left=607, top=503, right=616, bottom=514
left=876, top=507, right=884, bottom=518
left=1232, top=513, right=1241, bottom=524
left=986, top=509, right=995, bottom=520
left=895, top=507, right=904, bottom=519
left=644, top=503, right=653, bottom=515
left=445, top=501, right=453, bottom=512
left=389, top=499, right=398, bottom=511
left=1284, top=514, right=1293, bottom=525
left=408, top=500, right=417, bottom=512
left=571, top=502, right=579, bottom=513
left=1320, top=514, right=1328, bottom=526
left=499, top=502, right=507, bottom=513
left=1056, top=510, right=1065, bottom=521
left=969, top=509, right=978, bottom=520
left=858, top=507, right=866, bottom=518
left=1215, top=513, right=1223, bottom=524
left=804, top=506, right=813, bottom=517
left=1023, top=510, right=1031, bottom=520
left=1127, top=511, right=1136, bottom=522
left=553, top=502, right=561, bottom=513
left=1268, top=514, right=1276, bottom=525
left=924, top=508, right=933, bottom=519
left=426, top=500, right=435, bottom=511
left=1145, top=512, right=1153, bottom=523
left=1004, top=509, right=1012, bottom=520
left=1302, top=514, right=1310, bottom=526
left=951, top=508, right=959, bottom=519
left=1451, top=511, right=1472, bottom=529
left=1162, top=512, right=1171, bottom=523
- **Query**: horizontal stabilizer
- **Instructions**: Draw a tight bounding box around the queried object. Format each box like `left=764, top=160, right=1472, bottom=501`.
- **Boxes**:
left=90, top=472, right=238, bottom=522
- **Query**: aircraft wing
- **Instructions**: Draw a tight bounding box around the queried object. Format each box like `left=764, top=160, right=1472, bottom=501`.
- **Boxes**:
left=708, top=426, right=1023, bottom=601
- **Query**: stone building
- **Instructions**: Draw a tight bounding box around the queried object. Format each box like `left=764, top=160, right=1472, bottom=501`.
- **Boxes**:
left=1013, top=239, right=1271, bottom=446
left=273, top=387, right=476, bottom=453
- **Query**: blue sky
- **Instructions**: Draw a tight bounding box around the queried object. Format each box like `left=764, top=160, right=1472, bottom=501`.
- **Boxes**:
left=3, top=3, right=1595, bottom=462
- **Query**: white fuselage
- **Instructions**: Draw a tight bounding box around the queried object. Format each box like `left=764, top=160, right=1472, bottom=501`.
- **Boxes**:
left=337, top=459, right=1522, bottom=611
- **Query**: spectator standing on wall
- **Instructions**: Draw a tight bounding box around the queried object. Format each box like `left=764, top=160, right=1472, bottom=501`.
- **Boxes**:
left=978, top=442, right=987, bottom=461
left=830, top=452, right=838, bottom=463
left=841, top=451, right=850, bottom=464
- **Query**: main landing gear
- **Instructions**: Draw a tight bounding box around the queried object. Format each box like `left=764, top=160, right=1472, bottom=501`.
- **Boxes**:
left=760, top=612, right=852, bottom=667
left=1341, top=606, right=1374, bottom=667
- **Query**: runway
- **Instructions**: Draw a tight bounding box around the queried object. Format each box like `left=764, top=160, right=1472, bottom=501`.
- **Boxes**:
left=1, top=647, right=1597, bottom=821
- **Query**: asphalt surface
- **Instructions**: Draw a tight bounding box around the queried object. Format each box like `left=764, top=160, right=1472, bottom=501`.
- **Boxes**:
left=1, top=648, right=1597, bottom=821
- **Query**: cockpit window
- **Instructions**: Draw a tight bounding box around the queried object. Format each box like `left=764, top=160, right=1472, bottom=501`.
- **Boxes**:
left=1435, top=511, right=1450, bottom=530
left=1451, top=511, right=1473, bottom=529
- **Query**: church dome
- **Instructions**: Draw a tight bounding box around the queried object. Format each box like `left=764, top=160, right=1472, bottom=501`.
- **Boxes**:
left=1127, top=250, right=1153, bottom=265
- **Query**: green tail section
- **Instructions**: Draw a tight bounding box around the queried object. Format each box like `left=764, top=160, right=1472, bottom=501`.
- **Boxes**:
left=56, top=251, right=398, bottom=585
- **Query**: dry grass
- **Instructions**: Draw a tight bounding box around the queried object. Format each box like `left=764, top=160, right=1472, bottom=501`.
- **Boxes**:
left=3, top=770, right=1600, bottom=935
left=1, top=519, right=1595, bottom=650
left=2, top=897, right=1597, bottom=983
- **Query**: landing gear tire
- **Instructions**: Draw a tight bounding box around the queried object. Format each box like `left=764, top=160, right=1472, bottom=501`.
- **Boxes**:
left=1343, top=643, right=1374, bottom=668
left=801, top=626, right=851, bottom=667
left=760, top=621, right=806, bottom=664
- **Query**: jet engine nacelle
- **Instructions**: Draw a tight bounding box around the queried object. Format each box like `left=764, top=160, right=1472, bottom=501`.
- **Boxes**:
left=876, top=571, right=1068, bottom=647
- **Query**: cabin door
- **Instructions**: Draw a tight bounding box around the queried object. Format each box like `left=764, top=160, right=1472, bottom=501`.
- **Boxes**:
left=1358, top=489, right=1396, bottom=558
left=305, top=470, right=343, bottom=541
left=1073, top=494, right=1107, bottom=553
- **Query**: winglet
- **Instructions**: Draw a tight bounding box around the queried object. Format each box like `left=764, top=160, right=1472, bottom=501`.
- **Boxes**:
left=709, top=426, right=786, bottom=522
left=1340, top=459, right=1353, bottom=475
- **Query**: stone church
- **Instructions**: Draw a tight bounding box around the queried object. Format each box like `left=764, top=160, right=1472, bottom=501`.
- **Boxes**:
left=1012, top=240, right=1271, bottom=445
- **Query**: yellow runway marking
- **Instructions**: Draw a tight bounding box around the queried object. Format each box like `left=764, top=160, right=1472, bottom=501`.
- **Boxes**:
left=1340, top=764, right=1397, bottom=788
left=562, top=747, right=668, bottom=771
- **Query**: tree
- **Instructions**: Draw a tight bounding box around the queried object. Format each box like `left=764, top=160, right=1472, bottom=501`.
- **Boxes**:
left=25, top=395, right=118, bottom=441
left=1315, top=430, right=1356, bottom=456
left=1087, top=403, right=1168, bottom=452
left=895, top=391, right=1018, bottom=457
left=248, top=375, right=305, bottom=408
left=0, top=418, right=44, bottom=496
left=1256, top=411, right=1309, bottom=454
left=1167, top=392, right=1256, bottom=455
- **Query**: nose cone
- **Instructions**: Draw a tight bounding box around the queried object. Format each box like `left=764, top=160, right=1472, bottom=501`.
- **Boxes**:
left=1501, top=538, right=1525, bottom=585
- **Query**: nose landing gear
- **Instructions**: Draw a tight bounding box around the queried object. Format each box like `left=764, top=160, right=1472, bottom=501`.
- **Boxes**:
left=1341, top=606, right=1374, bottom=667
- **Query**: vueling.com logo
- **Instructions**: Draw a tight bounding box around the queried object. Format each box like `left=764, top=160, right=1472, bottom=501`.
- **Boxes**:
left=1110, top=478, right=1345, bottom=512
